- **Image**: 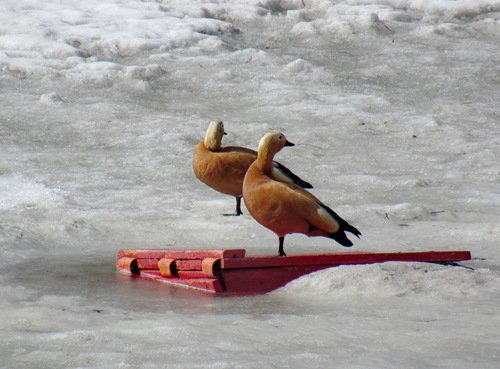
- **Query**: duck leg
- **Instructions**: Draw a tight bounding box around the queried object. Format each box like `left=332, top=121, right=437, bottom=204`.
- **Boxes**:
left=278, top=236, right=287, bottom=257
left=223, top=196, right=243, bottom=216
left=235, top=196, right=243, bottom=216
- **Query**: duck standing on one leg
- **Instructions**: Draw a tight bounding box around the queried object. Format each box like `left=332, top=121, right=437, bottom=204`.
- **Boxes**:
left=193, top=121, right=313, bottom=216
left=242, top=132, right=361, bottom=256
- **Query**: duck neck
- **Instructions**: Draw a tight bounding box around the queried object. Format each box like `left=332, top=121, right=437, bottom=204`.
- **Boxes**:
left=204, top=135, right=221, bottom=151
left=256, top=146, right=275, bottom=175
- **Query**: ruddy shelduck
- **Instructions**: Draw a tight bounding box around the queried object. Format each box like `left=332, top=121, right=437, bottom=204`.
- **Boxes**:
left=193, top=121, right=312, bottom=215
left=243, top=132, right=361, bottom=256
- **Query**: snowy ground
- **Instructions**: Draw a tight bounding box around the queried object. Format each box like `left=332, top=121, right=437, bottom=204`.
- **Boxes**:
left=1, top=0, right=500, bottom=368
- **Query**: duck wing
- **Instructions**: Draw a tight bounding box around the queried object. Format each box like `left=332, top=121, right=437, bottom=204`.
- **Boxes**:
left=272, top=161, right=313, bottom=189
left=283, top=183, right=361, bottom=240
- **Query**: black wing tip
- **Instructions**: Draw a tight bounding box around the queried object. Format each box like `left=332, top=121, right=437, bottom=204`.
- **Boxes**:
left=273, top=161, right=313, bottom=189
left=298, top=180, right=313, bottom=189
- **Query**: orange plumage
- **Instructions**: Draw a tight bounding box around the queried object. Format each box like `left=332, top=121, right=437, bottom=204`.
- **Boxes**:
left=243, top=132, right=361, bottom=256
left=193, top=121, right=312, bottom=215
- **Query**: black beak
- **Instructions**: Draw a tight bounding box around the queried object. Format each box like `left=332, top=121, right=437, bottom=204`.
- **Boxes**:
left=223, top=131, right=227, bottom=135
left=284, top=139, right=295, bottom=147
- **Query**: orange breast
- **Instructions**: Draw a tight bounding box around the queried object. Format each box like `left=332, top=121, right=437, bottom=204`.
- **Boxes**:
left=243, top=163, right=339, bottom=237
left=243, top=164, right=310, bottom=236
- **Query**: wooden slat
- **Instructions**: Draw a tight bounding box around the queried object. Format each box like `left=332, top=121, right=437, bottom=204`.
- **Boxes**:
left=175, top=278, right=224, bottom=293
left=118, top=249, right=245, bottom=260
left=220, top=251, right=472, bottom=269
left=176, top=270, right=211, bottom=279
left=125, top=258, right=206, bottom=272
left=137, top=270, right=223, bottom=293
left=137, top=258, right=160, bottom=270
left=175, top=259, right=202, bottom=271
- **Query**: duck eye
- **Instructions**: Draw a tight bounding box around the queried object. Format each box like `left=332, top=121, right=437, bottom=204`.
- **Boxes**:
left=279, top=135, right=283, bottom=140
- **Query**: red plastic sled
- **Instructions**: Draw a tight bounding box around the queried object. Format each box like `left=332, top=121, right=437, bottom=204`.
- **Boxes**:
left=116, top=248, right=472, bottom=295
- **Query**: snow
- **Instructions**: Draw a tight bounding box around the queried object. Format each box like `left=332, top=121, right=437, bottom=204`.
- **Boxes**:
left=1, top=0, right=500, bottom=368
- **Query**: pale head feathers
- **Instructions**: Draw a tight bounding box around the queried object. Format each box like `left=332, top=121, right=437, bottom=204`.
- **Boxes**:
left=204, top=120, right=225, bottom=150
left=257, top=132, right=289, bottom=159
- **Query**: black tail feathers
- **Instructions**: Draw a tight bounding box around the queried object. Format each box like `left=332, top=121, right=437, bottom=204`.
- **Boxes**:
left=329, top=230, right=354, bottom=247
left=344, top=223, right=361, bottom=239
left=330, top=222, right=361, bottom=247
left=321, top=202, right=361, bottom=246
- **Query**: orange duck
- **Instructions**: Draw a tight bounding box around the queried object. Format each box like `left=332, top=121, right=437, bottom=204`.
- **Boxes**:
left=242, top=132, right=361, bottom=256
left=193, top=121, right=312, bottom=215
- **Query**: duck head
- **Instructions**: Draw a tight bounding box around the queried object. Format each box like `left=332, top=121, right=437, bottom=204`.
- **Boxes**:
left=204, top=120, right=227, bottom=150
left=257, top=132, right=294, bottom=168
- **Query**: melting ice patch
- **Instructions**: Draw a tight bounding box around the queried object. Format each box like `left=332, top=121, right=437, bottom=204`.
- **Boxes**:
left=0, top=0, right=234, bottom=83
left=1, top=0, right=498, bottom=85
left=0, top=175, right=64, bottom=209
left=279, top=262, right=500, bottom=298
left=288, top=0, right=500, bottom=38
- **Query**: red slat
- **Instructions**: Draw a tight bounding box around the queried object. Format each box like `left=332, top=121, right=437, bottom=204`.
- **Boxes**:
left=176, top=270, right=210, bottom=279
left=137, top=270, right=223, bottom=293
left=175, top=278, right=223, bottom=293
left=176, top=259, right=202, bottom=271
left=137, top=258, right=160, bottom=270
left=117, top=249, right=245, bottom=260
left=124, top=258, right=205, bottom=272
left=220, top=251, right=471, bottom=269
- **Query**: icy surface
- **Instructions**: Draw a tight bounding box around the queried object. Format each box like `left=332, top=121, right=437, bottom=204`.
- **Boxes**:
left=1, top=0, right=500, bottom=368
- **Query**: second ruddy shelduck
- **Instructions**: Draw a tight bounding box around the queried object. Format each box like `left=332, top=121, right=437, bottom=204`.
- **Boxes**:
left=193, top=121, right=312, bottom=215
left=243, top=132, right=361, bottom=256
